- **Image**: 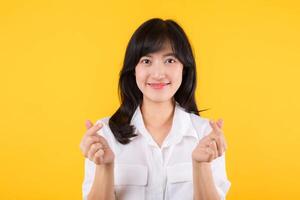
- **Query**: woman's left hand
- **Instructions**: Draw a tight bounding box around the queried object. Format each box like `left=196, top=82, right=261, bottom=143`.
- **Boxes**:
left=192, top=119, right=228, bottom=163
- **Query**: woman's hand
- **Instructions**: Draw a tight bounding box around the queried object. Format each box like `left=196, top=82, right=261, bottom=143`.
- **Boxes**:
left=192, top=119, right=227, bottom=163
left=79, top=120, right=115, bottom=165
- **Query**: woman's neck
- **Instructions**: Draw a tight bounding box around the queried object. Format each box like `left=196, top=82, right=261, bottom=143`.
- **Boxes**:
left=140, top=98, right=175, bottom=129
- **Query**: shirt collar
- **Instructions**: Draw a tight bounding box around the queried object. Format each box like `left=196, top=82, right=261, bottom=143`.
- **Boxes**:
left=130, top=101, right=198, bottom=148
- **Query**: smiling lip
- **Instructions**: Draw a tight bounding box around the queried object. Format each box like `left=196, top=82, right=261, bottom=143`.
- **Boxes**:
left=147, top=82, right=170, bottom=89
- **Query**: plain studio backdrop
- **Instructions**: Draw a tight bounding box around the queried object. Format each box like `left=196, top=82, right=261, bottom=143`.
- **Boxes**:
left=0, top=0, right=299, bottom=199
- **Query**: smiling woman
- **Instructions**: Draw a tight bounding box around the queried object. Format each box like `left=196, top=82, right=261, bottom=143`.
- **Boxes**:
left=80, top=18, right=230, bottom=200
left=110, top=18, right=199, bottom=145
left=135, top=41, right=184, bottom=102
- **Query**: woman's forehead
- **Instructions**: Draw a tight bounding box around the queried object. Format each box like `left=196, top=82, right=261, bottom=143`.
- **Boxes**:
left=144, top=41, right=174, bottom=56
left=144, top=51, right=175, bottom=58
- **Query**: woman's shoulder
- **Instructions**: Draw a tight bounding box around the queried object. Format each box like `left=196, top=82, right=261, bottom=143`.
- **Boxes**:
left=95, top=116, right=111, bottom=126
left=188, top=111, right=210, bottom=126
left=189, top=112, right=209, bottom=123
left=177, top=104, right=210, bottom=126
left=188, top=112, right=212, bottom=136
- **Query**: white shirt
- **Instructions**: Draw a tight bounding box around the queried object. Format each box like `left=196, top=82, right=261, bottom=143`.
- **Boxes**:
left=82, top=102, right=231, bottom=200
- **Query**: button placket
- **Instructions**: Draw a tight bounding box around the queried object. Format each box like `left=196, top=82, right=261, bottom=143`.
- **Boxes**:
left=152, top=147, right=165, bottom=199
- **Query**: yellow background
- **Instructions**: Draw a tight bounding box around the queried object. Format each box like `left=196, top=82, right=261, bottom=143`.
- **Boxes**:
left=1, top=0, right=299, bottom=199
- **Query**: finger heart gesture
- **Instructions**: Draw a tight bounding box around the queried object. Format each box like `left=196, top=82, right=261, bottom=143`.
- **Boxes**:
left=192, top=119, right=228, bottom=163
left=79, top=120, right=115, bottom=165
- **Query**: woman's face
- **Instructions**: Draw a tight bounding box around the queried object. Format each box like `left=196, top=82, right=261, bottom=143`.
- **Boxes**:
left=135, top=42, right=183, bottom=104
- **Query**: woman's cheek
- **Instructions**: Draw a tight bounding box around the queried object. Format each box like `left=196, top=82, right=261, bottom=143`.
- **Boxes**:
left=136, top=71, right=150, bottom=93
left=172, top=65, right=183, bottom=82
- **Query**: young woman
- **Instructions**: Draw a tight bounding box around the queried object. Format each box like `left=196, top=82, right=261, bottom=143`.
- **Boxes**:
left=80, top=18, right=231, bottom=200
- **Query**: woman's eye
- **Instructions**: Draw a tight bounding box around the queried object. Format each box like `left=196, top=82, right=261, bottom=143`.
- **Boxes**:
left=141, top=59, right=150, bottom=64
left=166, top=58, right=176, bottom=63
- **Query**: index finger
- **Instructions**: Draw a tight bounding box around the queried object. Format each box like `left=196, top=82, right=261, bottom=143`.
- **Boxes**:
left=86, top=122, right=103, bottom=136
left=209, top=120, right=223, bottom=134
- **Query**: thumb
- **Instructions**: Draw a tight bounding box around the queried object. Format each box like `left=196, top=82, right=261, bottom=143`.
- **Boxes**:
left=85, top=119, right=93, bottom=130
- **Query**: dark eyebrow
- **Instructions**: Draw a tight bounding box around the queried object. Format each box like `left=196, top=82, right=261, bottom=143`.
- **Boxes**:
left=163, top=53, right=177, bottom=57
left=143, top=52, right=177, bottom=58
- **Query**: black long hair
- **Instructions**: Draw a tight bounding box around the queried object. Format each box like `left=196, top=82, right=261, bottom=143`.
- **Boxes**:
left=109, top=18, right=208, bottom=144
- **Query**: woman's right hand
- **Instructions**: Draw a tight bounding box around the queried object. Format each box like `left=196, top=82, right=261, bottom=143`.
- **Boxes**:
left=79, top=120, right=115, bottom=165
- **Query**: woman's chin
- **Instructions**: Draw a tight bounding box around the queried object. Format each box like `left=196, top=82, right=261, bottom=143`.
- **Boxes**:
left=143, top=95, right=174, bottom=104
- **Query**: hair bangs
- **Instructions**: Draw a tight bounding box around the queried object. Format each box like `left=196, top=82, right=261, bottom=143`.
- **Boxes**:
left=136, top=23, right=177, bottom=59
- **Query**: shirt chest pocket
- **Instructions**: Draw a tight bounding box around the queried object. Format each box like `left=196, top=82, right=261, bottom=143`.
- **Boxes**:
left=114, top=164, right=148, bottom=200
left=166, top=162, right=194, bottom=200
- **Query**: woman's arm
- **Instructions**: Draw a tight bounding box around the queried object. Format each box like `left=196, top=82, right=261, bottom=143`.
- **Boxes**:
left=87, top=163, right=115, bottom=200
left=192, top=161, right=220, bottom=200
left=80, top=120, right=116, bottom=200
left=192, top=119, right=228, bottom=200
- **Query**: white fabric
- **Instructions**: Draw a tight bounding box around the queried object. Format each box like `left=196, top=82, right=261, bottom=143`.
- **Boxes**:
left=82, top=102, right=231, bottom=200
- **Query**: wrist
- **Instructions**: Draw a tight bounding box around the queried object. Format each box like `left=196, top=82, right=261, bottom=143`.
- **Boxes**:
left=192, top=159, right=211, bottom=168
left=96, top=162, right=114, bottom=169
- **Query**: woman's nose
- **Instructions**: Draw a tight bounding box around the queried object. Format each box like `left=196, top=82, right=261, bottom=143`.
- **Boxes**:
left=151, top=62, right=166, bottom=79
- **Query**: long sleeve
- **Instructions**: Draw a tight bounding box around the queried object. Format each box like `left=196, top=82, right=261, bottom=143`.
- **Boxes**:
left=210, top=152, right=231, bottom=199
left=81, top=117, right=117, bottom=200
left=203, top=119, right=231, bottom=199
